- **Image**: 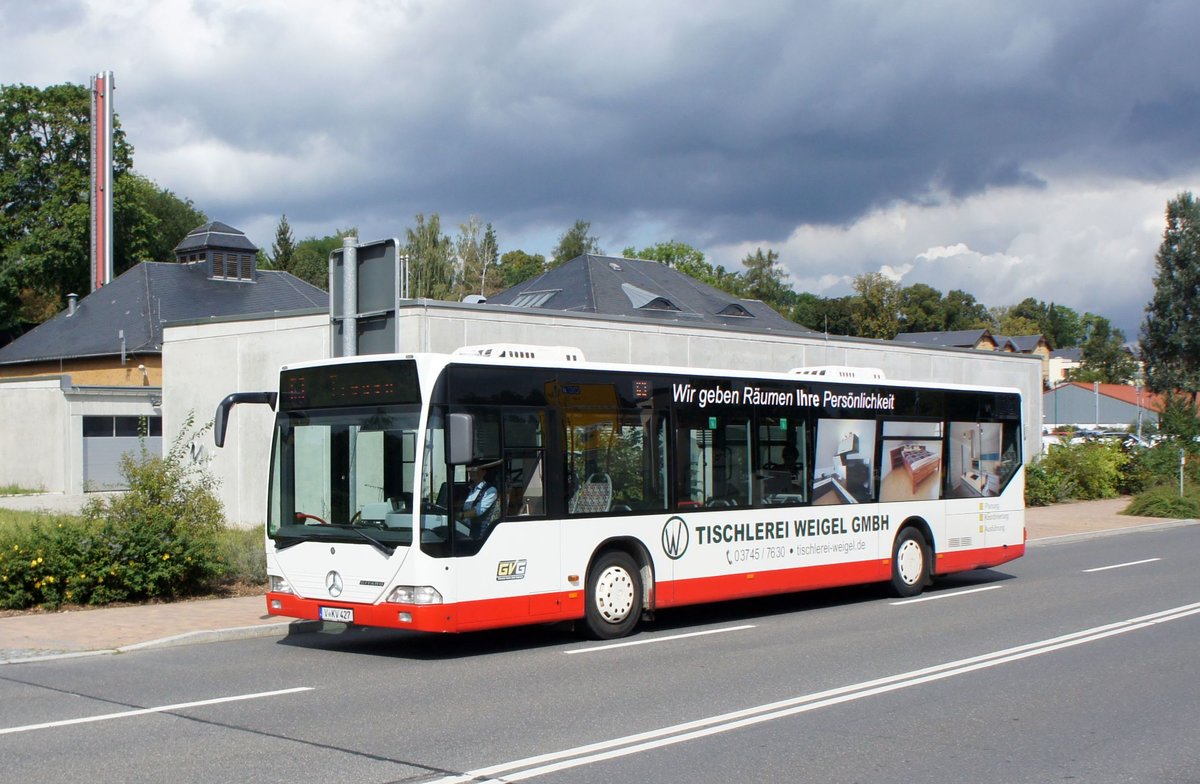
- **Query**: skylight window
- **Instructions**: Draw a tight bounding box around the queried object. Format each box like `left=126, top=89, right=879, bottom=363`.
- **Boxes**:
left=510, top=290, right=559, bottom=308
left=718, top=303, right=753, bottom=318
left=621, top=282, right=679, bottom=311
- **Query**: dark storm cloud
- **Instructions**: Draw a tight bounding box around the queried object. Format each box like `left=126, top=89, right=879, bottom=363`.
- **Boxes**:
left=222, top=0, right=1196, bottom=248
left=2, top=0, right=1198, bottom=305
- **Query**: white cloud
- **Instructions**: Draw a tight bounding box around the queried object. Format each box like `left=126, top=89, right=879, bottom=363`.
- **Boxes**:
left=715, top=175, right=1198, bottom=336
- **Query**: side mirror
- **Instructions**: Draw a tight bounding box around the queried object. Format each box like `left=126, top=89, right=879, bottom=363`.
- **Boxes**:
left=447, top=412, right=475, bottom=465
left=214, top=391, right=278, bottom=447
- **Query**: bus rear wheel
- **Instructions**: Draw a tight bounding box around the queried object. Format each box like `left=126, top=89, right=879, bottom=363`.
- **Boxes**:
left=585, top=551, right=642, bottom=639
left=890, top=527, right=930, bottom=598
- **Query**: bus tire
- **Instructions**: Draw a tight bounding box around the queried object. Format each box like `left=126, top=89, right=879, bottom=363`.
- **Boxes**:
left=585, top=550, right=642, bottom=639
left=890, top=527, right=930, bottom=598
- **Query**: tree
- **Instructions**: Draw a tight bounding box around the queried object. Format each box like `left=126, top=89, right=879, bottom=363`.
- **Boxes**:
left=453, top=216, right=502, bottom=300
left=897, top=283, right=945, bottom=333
left=1044, top=302, right=1084, bottom=349
left=270, top=214, right=297, bottom=273
left=1071, top=314, right=1138, bottom=384
left=851, top=272, right=901, bottom=339
left=497, top=250, right=546, bottom=288
left=621, top=240, right=744, bottom=294
left=0, top=82, right=133, bottom=332
left=942, top=289, right=991, bottom=331
left=406, top=213, right=454, bottom=300
left=997, top=314, right=1043, bottom=338
left=551, top=219, right=602, bottom=267
left=288, top=228, right=357, bottom=290
left=740, top=248, right=790, bottom=314
left=0, top=82, right=204, bottom=338
left=813, top=295, right=857, bottom=335
left=1141, top=192, right=1200, bottom=401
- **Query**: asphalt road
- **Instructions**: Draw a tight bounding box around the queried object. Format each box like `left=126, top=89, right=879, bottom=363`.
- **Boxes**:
left=2, top=524, right=1197, bottom=784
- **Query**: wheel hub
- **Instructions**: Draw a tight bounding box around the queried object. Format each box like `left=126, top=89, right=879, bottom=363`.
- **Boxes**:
left=896, top=539, right=924, bottom=585
left=595, top=565, right=635, bottom=623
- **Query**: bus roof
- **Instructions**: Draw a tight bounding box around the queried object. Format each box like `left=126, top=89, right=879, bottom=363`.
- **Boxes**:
left=278, top=344, right=1022, bottom=398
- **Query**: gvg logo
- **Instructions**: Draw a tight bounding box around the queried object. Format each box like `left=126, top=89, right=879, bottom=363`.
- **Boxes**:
left=661, top=516, right=689, bottom=560
left=325, top=570, right=344, bottom=598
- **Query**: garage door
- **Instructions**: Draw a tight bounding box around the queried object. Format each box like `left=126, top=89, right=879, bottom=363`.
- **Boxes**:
left=82, top=415, right=164, bottom=490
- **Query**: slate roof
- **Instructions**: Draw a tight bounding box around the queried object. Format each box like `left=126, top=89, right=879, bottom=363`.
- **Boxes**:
left=173, top=221, right=259, bottom=254
left=486, top=255, right=816, bottom=335
left=0, top=261, right=328, bottom=365
left=1051, top=347, right=1083, bottom=361
left=893, top=329, right=994, bottom=348
left=995, top=334, right=1048, bottom=353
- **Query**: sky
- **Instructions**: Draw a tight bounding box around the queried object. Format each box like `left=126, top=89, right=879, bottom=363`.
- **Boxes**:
left=3, top=0, right=1199, bottom=340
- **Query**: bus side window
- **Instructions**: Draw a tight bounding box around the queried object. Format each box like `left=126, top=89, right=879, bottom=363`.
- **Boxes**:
left=757, top=415, right=808, bottom=506
left=502, top=411, right=546, bottom=518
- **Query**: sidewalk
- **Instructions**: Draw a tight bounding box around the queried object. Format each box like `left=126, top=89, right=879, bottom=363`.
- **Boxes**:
left=0, top=497, right=1191, bottom=663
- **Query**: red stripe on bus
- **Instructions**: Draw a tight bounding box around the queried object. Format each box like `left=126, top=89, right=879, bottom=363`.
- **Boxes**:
left=658, top=559, right=889, bottom=608
left=934, top=543, right=1025, bottom=574
left=266, top=543, right=1025, bottom=633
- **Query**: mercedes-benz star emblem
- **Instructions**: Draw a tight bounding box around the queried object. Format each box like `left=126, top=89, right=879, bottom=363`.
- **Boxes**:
left=326, top=570, right=344, bottom=597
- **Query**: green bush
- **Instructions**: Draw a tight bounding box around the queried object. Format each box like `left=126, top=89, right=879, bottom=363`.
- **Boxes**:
left=214, top=525, right=266, bottom=585
left=1040, top=441, right=1127, bottom=500
left=0, top=415, right=237, bottom=610
left=1024, top=457, right=1069, bottom=506
left=1125, top=484, right=1200, bottom=518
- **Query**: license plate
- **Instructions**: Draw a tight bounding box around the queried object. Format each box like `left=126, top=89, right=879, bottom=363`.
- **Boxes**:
left=320, top=606, right=354, bottom=623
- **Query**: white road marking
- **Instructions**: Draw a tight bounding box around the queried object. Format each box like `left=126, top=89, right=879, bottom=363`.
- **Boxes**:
left=564, top=625, right=756, bottom=654
left=1083, top=557, right=1162, bottom=573
left=890, top=584, right=1003, bottom=605
left=0, top=686, right=313, bottom=736
left=433, top=601, right=1200, bottom=783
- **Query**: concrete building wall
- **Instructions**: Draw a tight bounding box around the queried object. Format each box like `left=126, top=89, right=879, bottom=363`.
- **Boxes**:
left=162, top=313, right=329, bottom=525
left=0, top=377, right=161, bottom=494
left=0, top=377, right=70, bottom=492
left=165, top=303, right=1041, bottom=527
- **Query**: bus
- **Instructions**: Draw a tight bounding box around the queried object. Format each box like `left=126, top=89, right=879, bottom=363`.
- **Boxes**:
left=214, top=344, right=1025, bottom=640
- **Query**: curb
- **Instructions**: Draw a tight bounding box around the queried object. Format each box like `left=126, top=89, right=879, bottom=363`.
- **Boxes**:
left=1, top=619, right=323, bottom=666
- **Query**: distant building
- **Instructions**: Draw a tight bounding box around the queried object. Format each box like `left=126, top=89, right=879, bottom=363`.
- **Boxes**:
left=895, top=329, right=1052, bottom=386
left=1047, top=347, right=1083, bottom=386
left=0, top=222, right=326, bottom=493
left=893, top=329, right=999, bottom=352
left=1043, top=381, right=1159, bottom=430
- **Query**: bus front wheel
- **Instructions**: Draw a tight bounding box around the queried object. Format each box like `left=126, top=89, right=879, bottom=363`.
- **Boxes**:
left=585, top=551, right=643, bottom=639
left=890, top=527, right=930, bottom=598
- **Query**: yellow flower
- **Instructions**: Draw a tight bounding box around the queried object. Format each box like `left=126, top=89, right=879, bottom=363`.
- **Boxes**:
left=162, top=553, right=171, bottom=560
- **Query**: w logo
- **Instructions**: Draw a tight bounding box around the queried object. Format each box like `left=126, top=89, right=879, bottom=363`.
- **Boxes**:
left=661, top=516, right=690, bottom=560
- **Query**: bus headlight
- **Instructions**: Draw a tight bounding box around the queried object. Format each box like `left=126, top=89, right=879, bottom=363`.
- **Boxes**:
left=387, top=585, right=443, bottom=605
left=269, top=575, right=293, bottom=594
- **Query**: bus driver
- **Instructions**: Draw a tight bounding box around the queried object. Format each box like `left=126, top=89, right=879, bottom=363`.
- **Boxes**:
left=461, top=459, right=500, bottom=538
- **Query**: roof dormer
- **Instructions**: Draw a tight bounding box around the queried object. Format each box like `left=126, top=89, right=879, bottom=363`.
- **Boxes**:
left=173, top=221, right=259, bottom=282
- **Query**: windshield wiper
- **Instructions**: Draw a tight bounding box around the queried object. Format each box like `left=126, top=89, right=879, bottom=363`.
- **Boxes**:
left=331, top=524, right=396, bottom=557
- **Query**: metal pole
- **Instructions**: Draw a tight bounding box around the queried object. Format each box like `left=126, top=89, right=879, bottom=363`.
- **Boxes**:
left=1136, top=383, right=1143, bottom=442
left=342, top=236, right=358, bottom=357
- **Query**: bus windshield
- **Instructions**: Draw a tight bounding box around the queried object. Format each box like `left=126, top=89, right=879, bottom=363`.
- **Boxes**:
left=268, top=405, right=421, bottom=550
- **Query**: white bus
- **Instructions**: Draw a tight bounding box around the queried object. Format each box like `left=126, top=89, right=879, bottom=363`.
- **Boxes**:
left=215, top=344, right=1025, bottom=639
